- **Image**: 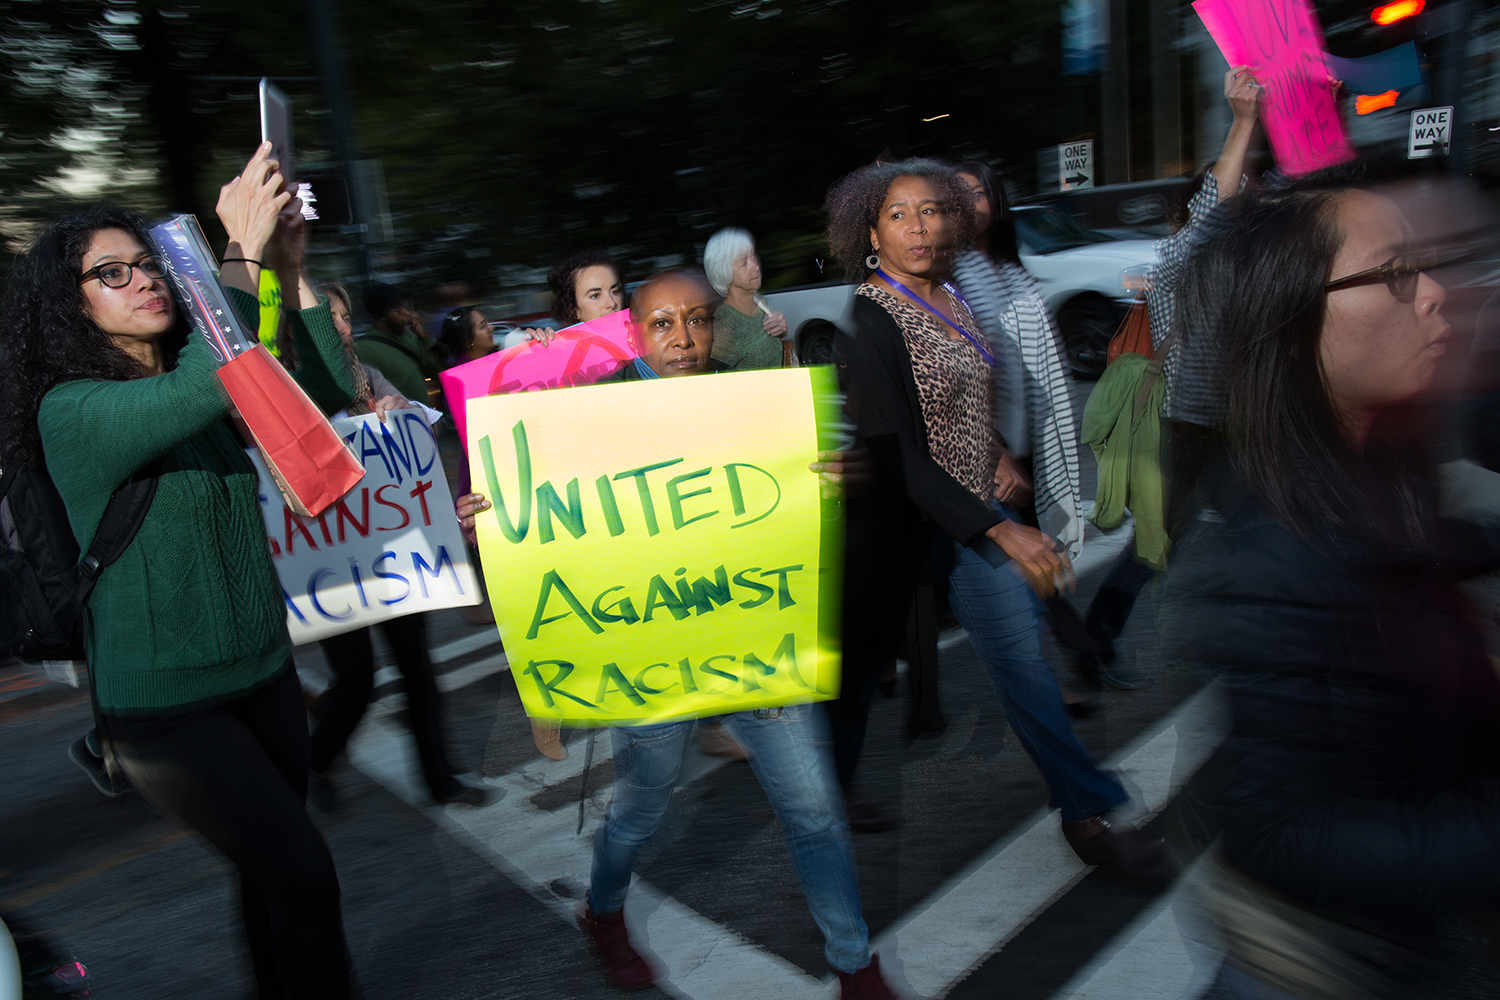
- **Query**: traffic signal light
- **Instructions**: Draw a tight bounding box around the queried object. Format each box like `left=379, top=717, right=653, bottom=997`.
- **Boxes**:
left=1354, top=90, right=1399, bottom=114
left=1371, top=0, right=1424, bottom=26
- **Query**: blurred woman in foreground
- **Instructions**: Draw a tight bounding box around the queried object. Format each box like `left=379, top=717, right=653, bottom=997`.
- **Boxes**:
left=1162, top=183, right=1500, bottom=998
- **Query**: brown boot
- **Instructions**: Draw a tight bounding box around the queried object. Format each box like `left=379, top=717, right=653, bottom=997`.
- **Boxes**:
left=580, top=900, right=654, bottom=990
left=1061, top=813, right=1165, bottom=878
left=836, top=954, right=899, bottom=999
left=530, top=717, right=567, bottom=761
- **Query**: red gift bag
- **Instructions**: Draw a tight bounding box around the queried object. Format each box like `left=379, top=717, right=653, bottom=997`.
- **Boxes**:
left=218, top=345, right=365, bottom=517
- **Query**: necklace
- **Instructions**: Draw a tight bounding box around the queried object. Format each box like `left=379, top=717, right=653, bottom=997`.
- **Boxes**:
left=874, top=268, right=996, bottom=367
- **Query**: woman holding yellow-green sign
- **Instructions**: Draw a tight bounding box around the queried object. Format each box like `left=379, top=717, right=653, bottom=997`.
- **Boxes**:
left=454, top=269, right=897, bottom=999
left=825, top=158, right=1159, bottom=873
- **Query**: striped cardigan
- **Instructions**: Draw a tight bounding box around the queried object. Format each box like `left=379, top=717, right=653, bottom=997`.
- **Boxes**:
left=953, top=251, right=1084, bottom=560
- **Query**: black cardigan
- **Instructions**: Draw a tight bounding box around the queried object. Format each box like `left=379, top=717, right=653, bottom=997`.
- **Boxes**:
left=836, top=293, right=1000, bottom=548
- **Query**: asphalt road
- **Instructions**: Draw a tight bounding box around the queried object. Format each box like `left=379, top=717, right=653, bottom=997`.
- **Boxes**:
left=4, top=379, right=1497, bottom=999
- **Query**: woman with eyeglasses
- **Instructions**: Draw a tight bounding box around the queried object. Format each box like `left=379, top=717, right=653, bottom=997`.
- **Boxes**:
left=0, top=144, right=357, bottom=997
left=1160, top=183, right=1500, bottom=998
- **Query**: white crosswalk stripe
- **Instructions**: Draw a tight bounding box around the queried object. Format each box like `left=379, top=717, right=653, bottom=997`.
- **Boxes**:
left=875, top=686, right=1223, bottom=998
left=345, top=676, right=1224, bottom=999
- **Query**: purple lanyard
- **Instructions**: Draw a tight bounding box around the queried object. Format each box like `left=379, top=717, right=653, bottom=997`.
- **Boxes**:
left=875, top=268, right=996, bottom=368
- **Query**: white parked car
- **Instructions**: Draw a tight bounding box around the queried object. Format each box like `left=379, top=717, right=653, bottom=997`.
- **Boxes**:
left=765, top=204, right=1156, bottom=377
left=1013, top=203, right=1157, bottom=376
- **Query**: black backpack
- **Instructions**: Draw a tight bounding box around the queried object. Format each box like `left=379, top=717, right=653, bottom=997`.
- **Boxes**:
left=0, top=454, right=159, bottom=662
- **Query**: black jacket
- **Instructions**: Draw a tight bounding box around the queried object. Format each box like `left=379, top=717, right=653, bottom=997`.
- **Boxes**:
left=836, top=294, right=999, bottom=548
left=1162, top=459, right=1500, bottom=930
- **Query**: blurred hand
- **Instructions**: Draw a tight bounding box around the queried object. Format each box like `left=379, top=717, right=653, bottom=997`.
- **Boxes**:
left=456, top=492, right=491, bottom=545
left=398, top=306, right=429, bottom=340
left=993, top=452, right=1034, bottom=508
left=764, top=311, right=788, bottom=339
left=809, top=448, right=873, bottom=499
left=521, top=327, right=556, bottom=347
left=986, top=520, right=1073, bottom=599
left=372, top=394, right=412, bottom=424
left=268, top=199, right=306, bottom=275
left=1225, top=66, right=1261, bottom=122
left=216, top=142, right=291, bottom=260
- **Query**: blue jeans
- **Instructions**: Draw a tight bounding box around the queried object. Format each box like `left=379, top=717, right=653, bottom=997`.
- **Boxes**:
left=589, top=703, right=870, bottom=973
left=946, top=512, right=1128, bottom=822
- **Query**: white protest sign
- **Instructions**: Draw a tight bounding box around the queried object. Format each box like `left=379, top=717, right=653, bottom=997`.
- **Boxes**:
left=1059, top=140, right=1094, bottom=191
left=1408, top=107, right=1453, bottom=159
left=252, top=410, right=481, bottom=644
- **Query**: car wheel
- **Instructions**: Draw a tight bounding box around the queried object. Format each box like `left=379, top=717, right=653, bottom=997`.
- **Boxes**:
left=798, top=323, right=836, bottom=366
left=1057, top=297, right=1118, bottom=379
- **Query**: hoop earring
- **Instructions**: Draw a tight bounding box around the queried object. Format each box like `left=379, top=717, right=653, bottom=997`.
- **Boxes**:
left=865, top=250, right=881, bottom=271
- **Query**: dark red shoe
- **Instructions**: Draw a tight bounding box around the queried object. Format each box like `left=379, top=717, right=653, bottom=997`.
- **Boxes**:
left=837, top=953, right=899, bottom=999
left=1061, top=814, right=1165, bottom=878
left=580, top=900, right=655, bottom=990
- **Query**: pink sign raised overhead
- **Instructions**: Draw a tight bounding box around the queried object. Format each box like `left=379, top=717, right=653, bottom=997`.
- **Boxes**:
left=1193, top=0, right=1354, bottom=176
left=439, top=309, right=633, bottom=447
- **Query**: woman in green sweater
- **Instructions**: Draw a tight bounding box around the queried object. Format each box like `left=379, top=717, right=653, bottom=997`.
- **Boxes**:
left=0, top=144, right=356, bottom=999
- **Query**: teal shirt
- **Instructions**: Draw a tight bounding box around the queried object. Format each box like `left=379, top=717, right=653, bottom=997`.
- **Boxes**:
left=38, top=288, right=354, bottom=714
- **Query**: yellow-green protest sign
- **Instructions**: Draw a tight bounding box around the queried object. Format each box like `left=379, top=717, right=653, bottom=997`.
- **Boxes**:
left=258, top=269, right=282, bottom=356
left=467, top=367, right=841, bottom=726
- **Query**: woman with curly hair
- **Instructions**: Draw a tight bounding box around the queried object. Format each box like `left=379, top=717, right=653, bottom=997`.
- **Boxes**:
left=0, top=143, right=356, bottom=998
left=549, top=248, right=625, bottom=326
left=826, top=158, right=1154, bottom=870
left=500, top=249, right=624, bottom=349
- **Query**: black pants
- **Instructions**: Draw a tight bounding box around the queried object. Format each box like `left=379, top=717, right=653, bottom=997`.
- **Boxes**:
left=311, top=614, right=458, bottom=799
left=1081, top=538, right=1157, bottom=664
left=105, top=668, right=352, bottom=1000
left=1079, top=418, right=1221, bottom=665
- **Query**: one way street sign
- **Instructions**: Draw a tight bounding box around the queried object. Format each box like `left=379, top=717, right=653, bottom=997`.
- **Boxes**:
left=1058, top=140, right=1094, bottom=191
left=1408, top=107, right=1453, bottom=159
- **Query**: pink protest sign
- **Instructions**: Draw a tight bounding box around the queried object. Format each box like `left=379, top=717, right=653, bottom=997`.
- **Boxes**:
left=439, top=309, right=633, bottom=446
left=1193, top=0, right=1354, bottom=176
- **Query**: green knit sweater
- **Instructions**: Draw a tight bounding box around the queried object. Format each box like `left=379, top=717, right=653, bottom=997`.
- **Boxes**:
left=38, top=288, right=355, bottom=715
left=711, top=302, right=783, bottom=371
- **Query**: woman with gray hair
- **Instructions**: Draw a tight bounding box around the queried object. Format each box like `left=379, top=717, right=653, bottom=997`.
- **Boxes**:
left=702, top=227, right=788, bottom=371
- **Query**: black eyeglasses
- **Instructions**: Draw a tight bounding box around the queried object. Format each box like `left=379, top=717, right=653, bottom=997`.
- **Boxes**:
left=78, top=256, right=167, bottom=289
left=1324, top=247, right=1470, bottom=301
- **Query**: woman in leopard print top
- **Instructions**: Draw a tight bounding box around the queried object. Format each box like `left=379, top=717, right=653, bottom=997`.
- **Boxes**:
left=825, top=159, right=1156, bottom=872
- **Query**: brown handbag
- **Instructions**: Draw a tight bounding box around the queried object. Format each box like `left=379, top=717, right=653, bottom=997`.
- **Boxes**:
left=1107, top=293, right=1151, bottom=366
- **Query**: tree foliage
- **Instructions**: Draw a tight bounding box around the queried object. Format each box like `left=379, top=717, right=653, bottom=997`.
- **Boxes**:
left=1, top=0, right=1068, bottom=297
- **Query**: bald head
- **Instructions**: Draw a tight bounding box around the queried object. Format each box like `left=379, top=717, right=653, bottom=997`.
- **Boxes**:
left=628, top=270, right=719, bottom=377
